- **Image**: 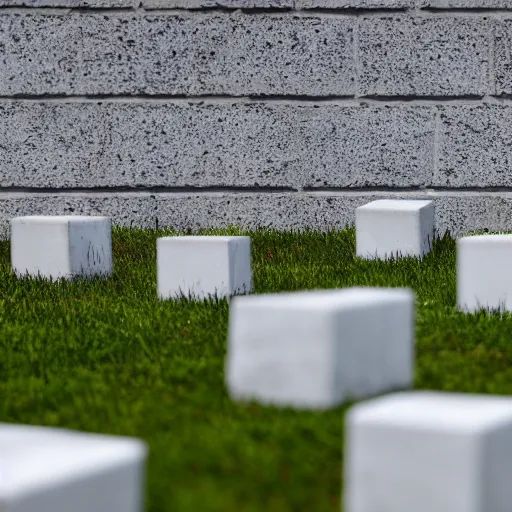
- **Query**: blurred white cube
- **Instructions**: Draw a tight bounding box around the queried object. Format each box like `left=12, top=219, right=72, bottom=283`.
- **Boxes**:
left=0, top=423, right=148, bottom=512
left=11, top=216, right=112, bottom=280
left=344, top=391, right=512, bottom=512
left=226, top=287, right=415, bottom=410
left=356, top=200, right=435, bottom=260
left=157, top=236, right=252, bottom=300
left=458, top=235, right=512, bottom=312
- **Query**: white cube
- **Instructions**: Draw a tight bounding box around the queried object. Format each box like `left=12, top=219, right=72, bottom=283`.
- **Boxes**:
left=457, top=235, right=512, bottom=312
left=157, top=236, right=252, bottom=300
left=11, top=216, right=112, bottom=280
left=0, top=423, right=148, bottom=512
left=344, top=391, right=512, bottom=512
left=226, top=287, right=415, bottom=410
left=356, top=200, right=435, bottom=260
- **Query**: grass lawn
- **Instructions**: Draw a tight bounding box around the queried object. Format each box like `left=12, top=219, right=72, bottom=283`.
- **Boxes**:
left=1, top=225, right=512, bottom=512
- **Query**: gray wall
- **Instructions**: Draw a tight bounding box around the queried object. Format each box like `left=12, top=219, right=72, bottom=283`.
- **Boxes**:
left=0, top=0, right=511, bottom=237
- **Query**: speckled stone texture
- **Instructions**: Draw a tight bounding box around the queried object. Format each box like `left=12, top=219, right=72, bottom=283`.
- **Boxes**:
left=0, top=193, right=157, bottom=239
left=358, top=16, right=491, bottom=97
left=0, top=192, right=510, bottom=239
left=151, top=193, right=512, bottom=237
left=494, top=20, right=512, bottom=96
left=0, top=101, right=433, bottom=189
left=143, top=0, right=295, bottom=7
left=0, top=12, right=355, bottom=97
left=435, top=105, right=512, bottom=188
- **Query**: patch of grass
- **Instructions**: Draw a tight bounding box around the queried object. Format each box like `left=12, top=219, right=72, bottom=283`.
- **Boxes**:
left=0, top=225, right=511, bottom=511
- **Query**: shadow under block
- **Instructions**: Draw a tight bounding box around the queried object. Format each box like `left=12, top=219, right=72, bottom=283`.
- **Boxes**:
left=225, top=287, right=415, bottom=410
left=157, top=236, right=252, bottom=300
left=344, top=391, right=512, bottom=512
left=356, top=199, right=435, bottom=260
left=10, top=216, right=113, bottom=280
left=0, top=423, right=148, bottom=512
left=457, top=234, right=512, bottom=313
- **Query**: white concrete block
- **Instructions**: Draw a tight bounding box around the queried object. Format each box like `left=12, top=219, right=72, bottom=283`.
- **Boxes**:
left=356, top=199, right=435, bottom=260
left=344, top=391, right=512, bottom=512
left=157, top=236, right=252, bottom=300
left=11, top=216, right=112, bottom=280
left=457, top=234, right=512, bottom=312
left=0, top=423, right=148, bottom=512
left=226, top=287, right=415, bottom=410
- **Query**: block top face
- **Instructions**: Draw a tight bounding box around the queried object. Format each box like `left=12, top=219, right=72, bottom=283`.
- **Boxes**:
left=11, top=215, right=110, bottom=224
left=0, top=424, right=147, bottom=500
left=357, top=199, right=433, bottom=212
left=232, top=287, right=413, bottom=312
left=349, top=391, right=512, bottom=433
left=158, top=236, right=250, bottom=244
left=458, top=234, right=512, bottom=245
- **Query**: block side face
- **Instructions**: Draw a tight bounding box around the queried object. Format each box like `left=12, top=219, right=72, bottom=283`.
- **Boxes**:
left=7, top=460, right=145, bottom=512
left=226, top=304, right=341, bottom=409
left=11, top=219, right=72, bottom=279
left=228, top=237, right=252, bottom=295
left=344, top=418, right=481, bottom=512
left=356, top=208, right=424, bottom=260
left=157, top=238, right=231, bottom=300
left=481, top=424, right=512, bottom=512
left=68, top=219, right=113, bottom=278
left=457, top=240, right=512, bottom=312
left=419, top=202, right=436, bottom=256
left=335, top=293, right=414, bottom=400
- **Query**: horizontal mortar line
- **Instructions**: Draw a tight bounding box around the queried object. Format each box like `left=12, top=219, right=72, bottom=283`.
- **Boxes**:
left=0, top=5, right=406, bottom=15
left=0, top=186, right=299, bottom=194
left=420, top=7, right=512, bottom=14
left=305, top=187, right=512, bottom=194
left=2, top=5, right=512, bottom=16
left=1, top=94, right=510, bottom=106
left=3, top=187, right=512, bottom=196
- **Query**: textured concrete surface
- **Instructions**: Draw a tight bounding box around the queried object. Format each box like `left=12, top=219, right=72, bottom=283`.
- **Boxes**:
left=0, top=0, right=135, bottom=5
left=0, top=101, right=433, bottom=189
left=495, top=20, right=512, bottom=96
left=151, top=192, right=512, bottom=237
left=0, top=13, right=355, bottom=97
left=435, top=105, right=512, bottom=188
left=0, top=193, right=156, bottom=239
left=2, top=0, right=508, bottom=6
left=0, top=192, right=511, bottom=239
left=143, top=0, right=295, bottom=7
left=358, top=16, right=491, bottom=97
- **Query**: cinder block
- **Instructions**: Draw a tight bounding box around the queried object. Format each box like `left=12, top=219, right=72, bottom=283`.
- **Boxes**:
left=157, top=236, right=252, bottom=300
left=226, top=287, right=415, bottom=410
left=0, top=423, right=147, bottom=512
left=358, top=16, right=490, bottom=97
left=435, top=105, right=512, bottom=188
left=11, top=216, right=113, bottom=280
left=457, top=235, right=512, bottom=312
left=344, top=391, right=512, bottom=512
left=356, top=200, right=435, bottom=260
left=493, top=19, right=512, bottom=96
left=0, top=102, right=433, bottom=190
left=0, top=13, right=355, bottom=97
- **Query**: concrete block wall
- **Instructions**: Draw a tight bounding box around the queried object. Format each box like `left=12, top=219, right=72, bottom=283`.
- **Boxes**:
left=1, top=1, right=512, bottom=237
